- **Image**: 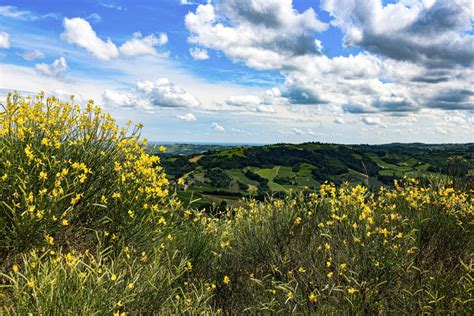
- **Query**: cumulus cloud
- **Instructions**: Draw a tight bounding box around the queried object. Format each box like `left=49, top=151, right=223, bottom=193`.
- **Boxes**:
left=189, top=47, right=209, bottom=60
left=321, top=0, right=474, bottom=67
left=22, top=50, right=45, bottom=61
left=185, top=0, right=327, bottom=70
left=177, top=113, right=197, bottom=121
left=211, top=122, right=225, bottom=132
left=103, top=78, right=201, bottom=109
left=61, top=17, right=119, bottom=60
left=61, top=17, right=167, bottom=60
left=35, top=57, right=69, bottom=78
left=0, top=32, right=9, bottom=48
left=102, top=89, right=151, bottom=110
left=119, top=32, right=168, bottom=57
left=136, top=78, right=200, bottom=108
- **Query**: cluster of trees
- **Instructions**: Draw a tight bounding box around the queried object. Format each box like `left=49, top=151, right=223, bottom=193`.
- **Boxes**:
left=206, top=168, right=232, bottom=188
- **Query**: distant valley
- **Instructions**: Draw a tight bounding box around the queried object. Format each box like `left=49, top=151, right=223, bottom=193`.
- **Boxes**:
left=156, top=142, right=474, bottom=210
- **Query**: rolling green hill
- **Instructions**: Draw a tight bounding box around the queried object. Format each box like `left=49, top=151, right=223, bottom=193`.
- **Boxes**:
left=159, top=142, right=474, bottom=210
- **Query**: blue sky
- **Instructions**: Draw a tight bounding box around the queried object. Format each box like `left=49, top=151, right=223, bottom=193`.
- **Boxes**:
left=0, top=0, right=473, bottom=144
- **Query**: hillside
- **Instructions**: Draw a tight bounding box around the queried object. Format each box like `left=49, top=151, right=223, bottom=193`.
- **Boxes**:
left=160, top=142, right=474, bottom=210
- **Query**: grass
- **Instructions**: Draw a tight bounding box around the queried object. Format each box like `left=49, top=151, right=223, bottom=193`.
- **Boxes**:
left=1, top=93, right=473, bottom=314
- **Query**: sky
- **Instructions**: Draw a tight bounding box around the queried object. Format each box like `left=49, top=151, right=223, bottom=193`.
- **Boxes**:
left=0, top=0, right=472, bottom=144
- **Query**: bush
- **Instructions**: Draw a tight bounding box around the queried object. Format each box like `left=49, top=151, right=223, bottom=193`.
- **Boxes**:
left=0, top=93, right=169, bottom=254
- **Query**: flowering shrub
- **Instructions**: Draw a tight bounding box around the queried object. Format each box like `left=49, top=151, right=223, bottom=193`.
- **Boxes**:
left=0, top=93, right=169, bottom=252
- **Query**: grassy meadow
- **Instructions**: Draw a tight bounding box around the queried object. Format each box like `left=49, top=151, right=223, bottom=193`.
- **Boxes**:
left=0, top=93, right=473, bottom=314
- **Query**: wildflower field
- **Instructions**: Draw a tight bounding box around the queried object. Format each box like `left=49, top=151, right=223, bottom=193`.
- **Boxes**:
left=0, top=94, right=473, bottom=314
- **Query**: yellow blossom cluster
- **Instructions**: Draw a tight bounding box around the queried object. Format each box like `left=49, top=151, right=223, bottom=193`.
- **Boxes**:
left=0, top=92, right=169, bottom=249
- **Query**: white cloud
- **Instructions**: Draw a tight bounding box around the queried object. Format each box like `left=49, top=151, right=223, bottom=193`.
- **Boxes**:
left=181, top=0, right=200, bottom=5
left=224, top=94, right=276, bottom=113
left=137, top=78, right=200, bottom=108
left=119, top=32, right=168, bottom=57
left=22, top=50, right=45, bottom=61
left=222, top=88, right=284, bottom=113
left=102, top=89, right=151, bottom=110
left=211, top=122, right=225, bottom=132
left=177, top=113, right=197, bottom=121
left=321, top=0, right=474, bottom=67
left=361, top=116, right=382, bottom=126
left=0, top=5, right=59, bottom=21
left=0, top=32, right=10, bottom=49
left=189, top=47, right=209, bottom=60
left=35, top=57, right=69, bottom=78
left=61, top=17, right=119, bottom=60
left=61, top=18, right=168, bottom=60
left=185, top=1, right=327, bottom=70
left=103, top=78, right=201, bottom=109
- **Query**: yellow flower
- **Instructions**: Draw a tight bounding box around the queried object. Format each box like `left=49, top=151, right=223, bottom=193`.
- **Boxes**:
left=324, top=243, right=331, bottom=250
left=223, top=275, right=230, bottom=285
left=327, top=272, right=333, bottom=279
left=27, top=279, right=35, bottom=288
left=111, top=274, right=117, bottom=281
left=12, top=264, right=19, bottom=273
left=298, top=267, right=306, bottom=273
left=294, top=217, right=302, bottom=225
left=308, top=292, right=317, bottom=303
left=112, top=192, right=121, bottom=199
left=101, top=195, right=108, bottom=205
left=177, top=177, right=185, bottom=186
left=39, top=171, right=48, bottom=181
left=185, top=261, right=193, bottom=272
left=24, top=145, right=34, bottom=161
left=61, top=219, right=69, bottom=226
left=128, top=283, right=134, bottom=289
left=347, top=287, right=356, bottom=295
left=159, top=145, right=166, bottom=152
left=44, top=234, right=54, bottom=245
